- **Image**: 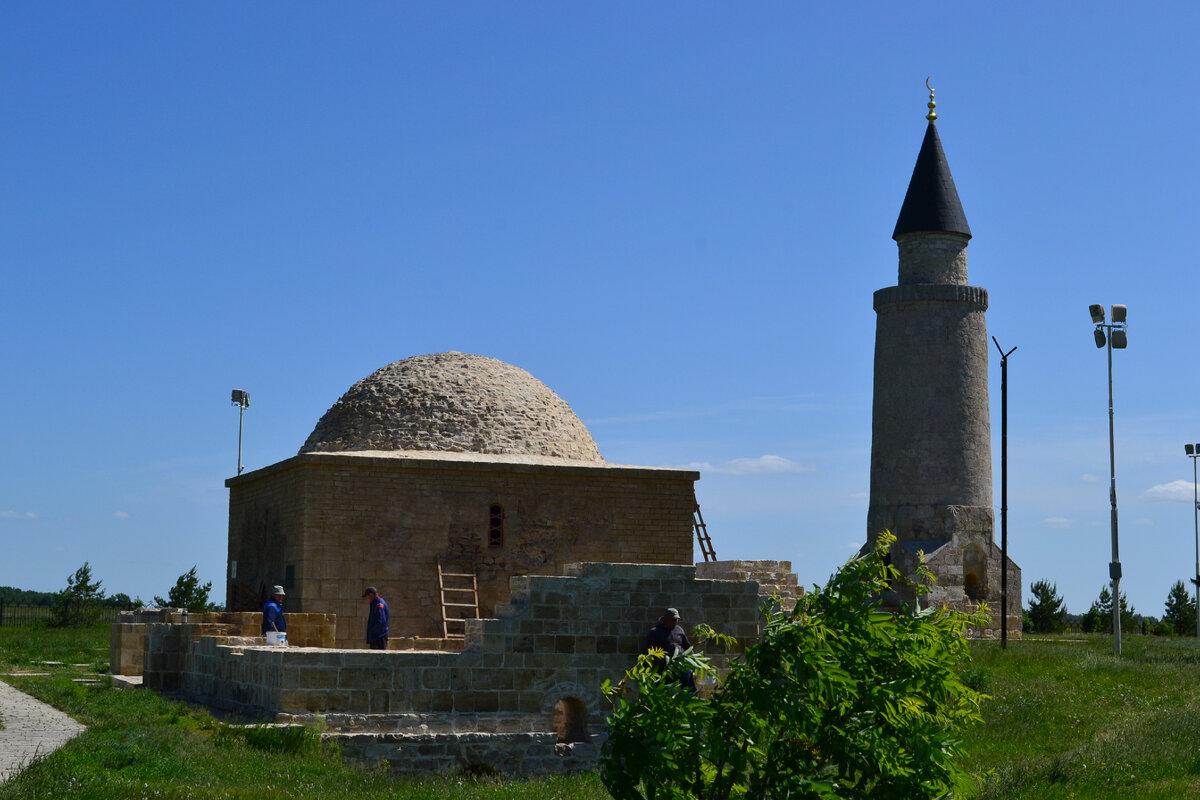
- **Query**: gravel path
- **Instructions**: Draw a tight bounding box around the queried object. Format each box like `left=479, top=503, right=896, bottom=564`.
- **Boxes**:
left=0, top=679, right=85, bottom=784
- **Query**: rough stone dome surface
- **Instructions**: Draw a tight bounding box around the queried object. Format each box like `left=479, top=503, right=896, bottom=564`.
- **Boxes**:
left=301, top=352, right=603, bottom=462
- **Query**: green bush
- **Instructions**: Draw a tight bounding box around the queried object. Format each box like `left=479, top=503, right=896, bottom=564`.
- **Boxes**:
left=601, top=530, right=989, bottom=800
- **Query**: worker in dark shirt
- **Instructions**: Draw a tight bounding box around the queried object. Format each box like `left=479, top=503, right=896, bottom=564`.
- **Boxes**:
left=363, top=586, right=390, bottom=650
left=642, top=607, right=695, bottom=691
left=261, top=585, right=286, bottom=636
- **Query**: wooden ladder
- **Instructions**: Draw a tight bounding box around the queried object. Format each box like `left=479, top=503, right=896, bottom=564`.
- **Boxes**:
left=694, top=503, right=717, bottom=562
left=437, top=558, right=479, bottom=638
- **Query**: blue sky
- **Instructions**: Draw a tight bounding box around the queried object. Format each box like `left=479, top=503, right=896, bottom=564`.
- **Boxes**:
left=3, top=3, right=1200, bottom=620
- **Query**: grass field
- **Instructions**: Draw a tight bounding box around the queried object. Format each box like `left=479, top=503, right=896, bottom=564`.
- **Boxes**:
left=4, top=625, right=1200, bottom=798
left=963, top=634, right=1200, bottom=799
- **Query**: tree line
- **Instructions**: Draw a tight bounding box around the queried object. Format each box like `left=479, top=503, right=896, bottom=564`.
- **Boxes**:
left=1025, top=578, right=1199, bottom=636
left=30, top=562, right=220, bottom=627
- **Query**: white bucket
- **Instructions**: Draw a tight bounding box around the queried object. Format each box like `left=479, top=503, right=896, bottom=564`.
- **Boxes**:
left=265, top=631, right=288, bottom=647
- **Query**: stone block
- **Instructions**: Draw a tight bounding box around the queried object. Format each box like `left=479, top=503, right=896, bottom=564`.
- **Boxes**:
left=340, top=671, right=396, bottom=695
left=431, top=691, right=453, bottom=712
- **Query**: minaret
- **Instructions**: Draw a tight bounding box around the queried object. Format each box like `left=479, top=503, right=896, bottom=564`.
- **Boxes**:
left=867, top=84, right=1002, bottom=617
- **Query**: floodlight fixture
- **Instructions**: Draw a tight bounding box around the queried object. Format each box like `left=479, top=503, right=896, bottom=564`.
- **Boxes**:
left=1187, top=444, right=1195, bottom=456
left=1112, top=304, right=1127, bottom=324
left=1090, top=304, right=1106, bottom=324
left=1093, top=329, right=1106, bottom=348
left=1111, top=329, right=1128, bottom=349
left=231, top=389, right=250, bottom=408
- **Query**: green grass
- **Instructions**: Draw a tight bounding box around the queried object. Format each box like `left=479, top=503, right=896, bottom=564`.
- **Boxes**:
left=7, top=625, right=1200, bottom=798
left=963, top=634, right=1200, bottom=799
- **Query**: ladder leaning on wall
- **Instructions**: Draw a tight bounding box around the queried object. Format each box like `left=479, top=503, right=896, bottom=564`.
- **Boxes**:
left=694, top=503, right=717, bottom=562
left=436, top=558, right=480, bottom=638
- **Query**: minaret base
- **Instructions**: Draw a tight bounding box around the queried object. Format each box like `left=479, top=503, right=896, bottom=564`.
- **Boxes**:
left=865, top=503, right=1021, bottom=639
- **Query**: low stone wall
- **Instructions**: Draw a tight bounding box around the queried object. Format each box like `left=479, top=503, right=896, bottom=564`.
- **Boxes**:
left=695, top=560, right=802, bottom=610
left=332, top=730, right=603, bottom=776
left=140, top=561, right=778, bottom=775
left=115, top=608, right=336, bottom=678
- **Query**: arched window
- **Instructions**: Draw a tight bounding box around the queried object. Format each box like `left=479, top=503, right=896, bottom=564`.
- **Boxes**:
left=962, top=545, right=987, bottom=601
left=553, top=697, right=588, bottom=743
left=488, top=504, right=504, bottom=548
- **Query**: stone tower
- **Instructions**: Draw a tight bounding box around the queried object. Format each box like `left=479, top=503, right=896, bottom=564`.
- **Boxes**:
left=866, top=92, right=1020, bottom=635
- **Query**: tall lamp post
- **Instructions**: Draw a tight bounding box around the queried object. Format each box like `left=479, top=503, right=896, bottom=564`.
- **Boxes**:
left=993, top=337, right=1017, bottom=649
left=1090, top=303, right=1127, bottom=655
left=231, top=389, right=250, bottom=475
left=1186, top=443, right=1200, bottom=637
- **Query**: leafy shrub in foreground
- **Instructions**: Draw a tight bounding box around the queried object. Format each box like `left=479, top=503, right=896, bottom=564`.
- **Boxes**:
left=601, top=531, right=989, bottom=800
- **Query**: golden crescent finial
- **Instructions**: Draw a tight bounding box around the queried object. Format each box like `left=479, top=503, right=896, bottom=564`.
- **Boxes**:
left=925, top=75, right=937, bottom=122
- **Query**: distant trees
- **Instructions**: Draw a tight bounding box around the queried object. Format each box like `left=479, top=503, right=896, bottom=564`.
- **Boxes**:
left=49, top=562, right=106, bottom=627
left=1162, top=580, right=1197, bottom=636
left=6, top=568, right=136, bottom=627
left=154, top=566, right=214, bottom=612
left=1081, top=585, right=1135, bottom=634
left=1025, top=579, right=1068, bottom=634
left=0, top=586, right=58, bottom=607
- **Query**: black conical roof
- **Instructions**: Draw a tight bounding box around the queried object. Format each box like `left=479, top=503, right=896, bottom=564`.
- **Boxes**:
left=892, top=122, right=971, bottom=240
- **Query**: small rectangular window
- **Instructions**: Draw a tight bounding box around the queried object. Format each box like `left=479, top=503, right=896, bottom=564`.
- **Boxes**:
left=488, top=504, right=504, bottom=547
left=284, top=564, right=295, bottom=589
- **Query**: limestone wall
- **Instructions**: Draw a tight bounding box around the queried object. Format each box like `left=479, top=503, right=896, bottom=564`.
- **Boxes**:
left=143, top=561, right=773, bottom=775
left=695, top=560, right=801, bottom=610
left=885, top=535, right=1023, bottom=640
left=226, top=454, right=699, bottom=646
left=116, top=609, right=336, bottom=678
left=332, top=732, right=600, bottom=777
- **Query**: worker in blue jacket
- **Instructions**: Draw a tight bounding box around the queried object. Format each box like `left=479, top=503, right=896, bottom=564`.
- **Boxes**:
left=261, top=585, right=286, bottom=636
left=363, top=586, right=389, bottom=650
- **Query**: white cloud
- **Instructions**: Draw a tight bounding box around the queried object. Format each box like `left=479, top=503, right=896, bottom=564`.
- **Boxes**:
left=678, top=455, right=815, bottom=476
left=1042, top=517, right=1074, bottom=530
left=0, top=511, right=36, bottom=520
left=1141, top=480, right=1195, bottom=503
left=113, top=511, right=131, bottom=519
left=1081, top=474, right=1103, bottom=484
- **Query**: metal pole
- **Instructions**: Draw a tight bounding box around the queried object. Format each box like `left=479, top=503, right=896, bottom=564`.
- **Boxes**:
left=1107, top=333, right=1121, bottom=655
left=1193, top=455, right=1198, bottom=637
left=993, top=337, right=1016, bottom=648
left=237, top=403, right=245, bottom=475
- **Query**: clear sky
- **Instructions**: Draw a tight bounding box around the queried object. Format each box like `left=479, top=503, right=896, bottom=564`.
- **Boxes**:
left=3, top=3, right=1199, bottom=620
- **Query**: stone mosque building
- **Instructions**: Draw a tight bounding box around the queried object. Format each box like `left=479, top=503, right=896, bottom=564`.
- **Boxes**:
left=224, top=351, right=702, bottom=648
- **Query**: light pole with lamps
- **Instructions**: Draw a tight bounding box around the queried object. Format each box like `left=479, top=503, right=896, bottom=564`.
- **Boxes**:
left=1186, top=443, right=1200, bottom=637
left=1090, top=303, right=1127, bottom=655
left=231, top=389, right=250, bottom=475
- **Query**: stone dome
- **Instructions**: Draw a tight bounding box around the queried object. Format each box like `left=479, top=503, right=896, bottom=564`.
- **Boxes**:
left=301, top=352, right=603, bottom=462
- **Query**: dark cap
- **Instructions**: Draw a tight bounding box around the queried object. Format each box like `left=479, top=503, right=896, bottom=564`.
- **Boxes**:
left=362, top=587, right=378, bottom=597
left=664, top=607, right=680, bottom=620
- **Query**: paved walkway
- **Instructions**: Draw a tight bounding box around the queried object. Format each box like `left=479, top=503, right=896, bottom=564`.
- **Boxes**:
left=0, top=679, right=86, bottom=784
